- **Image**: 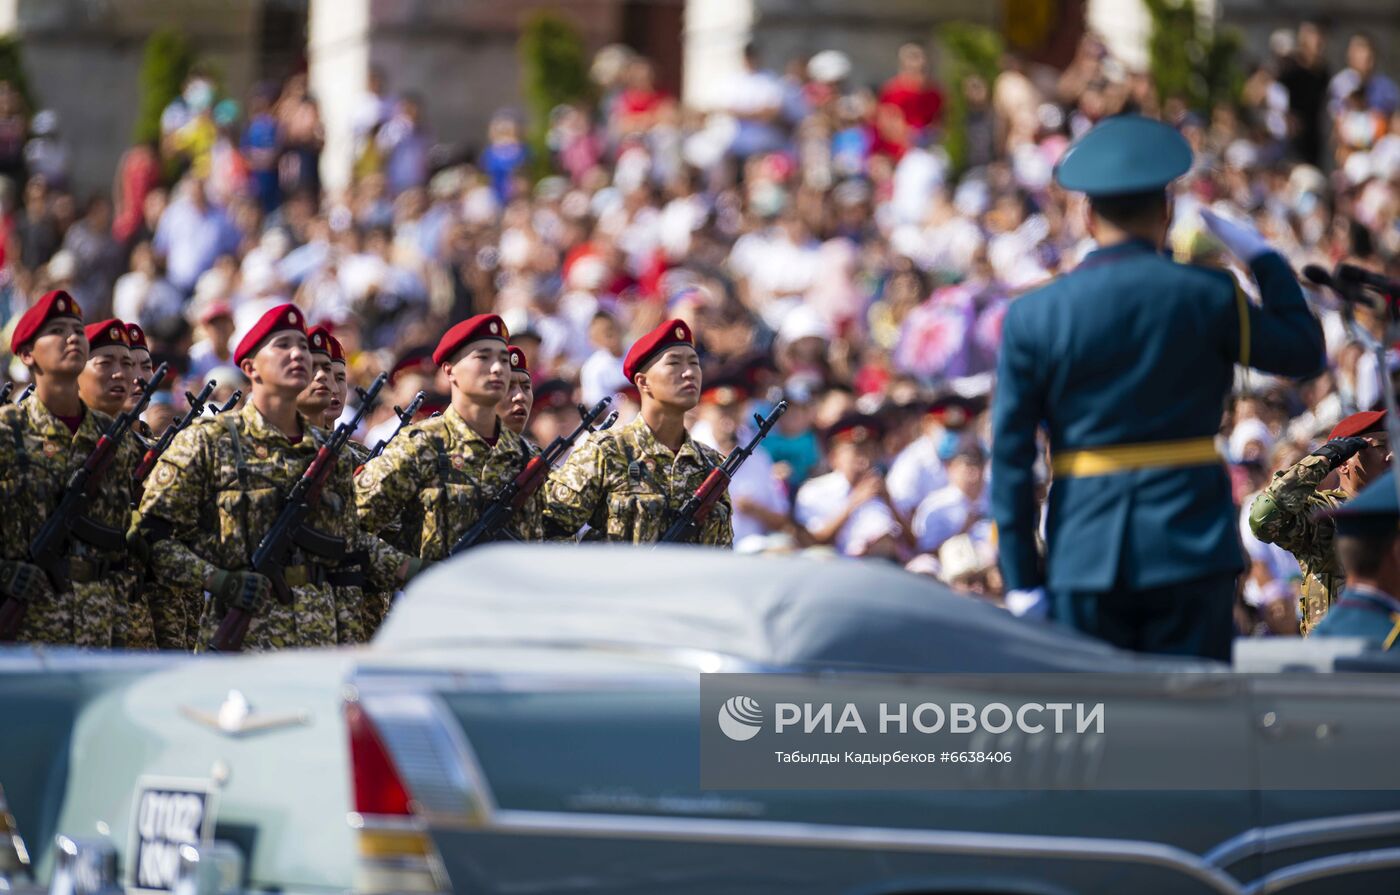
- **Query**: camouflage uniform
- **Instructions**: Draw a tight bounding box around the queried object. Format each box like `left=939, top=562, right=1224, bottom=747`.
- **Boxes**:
left=543, top=415, right=733, bottom=546
left=356, top=407, right=543, bottom=561
left=1248, top=452, right=1346, bottom=635
left=0, top=399, right=140, bottom=646
left=134, top=402, right=405, bottom=652
left=332, top=439, right=382, bottom=642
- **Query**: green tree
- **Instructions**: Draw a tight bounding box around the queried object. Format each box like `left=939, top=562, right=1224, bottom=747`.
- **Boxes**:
left=939, top=23, right=1003, bottom=172
left=0, top=36, right=35, bottom=111
left=1144, top=0, right=1242, bottom=112
left=518, top=10, right=591, bottom=176
left=134, top=28, right=194, bottom=145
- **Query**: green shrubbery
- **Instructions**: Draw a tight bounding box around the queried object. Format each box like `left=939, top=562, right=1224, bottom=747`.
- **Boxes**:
left=134, top=28, right=194, bottom=145
left=939, top=22, right=1003, bottom=173
left=519, top=10, right=591, bottom=176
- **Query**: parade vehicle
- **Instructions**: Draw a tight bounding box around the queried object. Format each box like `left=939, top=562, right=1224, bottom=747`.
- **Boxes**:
left=2, top=545, right=1399, bottom=895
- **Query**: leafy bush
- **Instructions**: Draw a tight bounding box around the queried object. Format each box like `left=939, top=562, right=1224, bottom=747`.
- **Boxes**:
left=0, top=36, right=34, bottom=111
left=134, top=28, right=194, bottom=145
left=939, top=22, right=1004, bottom=173
left=519, top=10, right=591, bottom=176
left=1145, top=0, right=1242, bottom=112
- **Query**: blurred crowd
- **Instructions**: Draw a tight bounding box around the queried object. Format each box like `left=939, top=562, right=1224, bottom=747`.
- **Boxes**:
left=0, top=22, right=1398, bottom=631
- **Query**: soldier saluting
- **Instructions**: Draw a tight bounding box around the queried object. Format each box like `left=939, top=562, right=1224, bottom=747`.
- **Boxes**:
left=991, top=114, right=1327, bottom=660
left=544, top=318, right=733, bottom=546
left=0, top=291, right=142, bottom=646
left=356, top=314, right=544, bottom=560
left=134, top=304, right=411, bottom=651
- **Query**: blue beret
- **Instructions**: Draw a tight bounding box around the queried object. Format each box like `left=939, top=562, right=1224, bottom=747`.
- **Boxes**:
left=1328, top=470, right=1400, bottom=537
left=1053, top=115, right=1193, bottom=196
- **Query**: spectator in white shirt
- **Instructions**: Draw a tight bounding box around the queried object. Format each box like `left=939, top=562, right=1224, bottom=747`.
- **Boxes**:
left=912, top=443, right=988, bottom=554
left=795, top=412, right=898, bottom=555
left=579, top=309, right=627, bottom=407
left=886, top=394, right=984, bottom=515
left=725, top=43, right=786, bottom=160
left=693, top=374, right=790, bottom=547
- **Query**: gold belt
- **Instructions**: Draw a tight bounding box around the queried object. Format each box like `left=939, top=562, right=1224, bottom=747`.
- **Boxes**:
left=1051, top=437, right=1223, bottom=478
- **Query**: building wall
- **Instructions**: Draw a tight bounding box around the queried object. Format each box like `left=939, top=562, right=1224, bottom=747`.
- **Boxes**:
left=685, top=0, right=997, bottom=110
left=1217, top=0, right=1399, bottom=80
left=9, top=0, right=260, bottom=197
left=311, top=0, right=625, bottom=192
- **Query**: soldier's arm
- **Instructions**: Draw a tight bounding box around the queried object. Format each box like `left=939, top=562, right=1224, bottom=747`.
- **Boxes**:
left=358, top=527, right=412, bottom=591
left=542, top=436, right=608, bottom=539
left=133, top=425, right=219, bottom=594
left=1248, top=452, right=1335, bottom=551
left=709, top=492, right=734, bottom=548
left=1231, top=254, right=1327, bottom=378
left=990, top=305, right=1047, bottom=592
left=355, top=432, right=423, bottom=537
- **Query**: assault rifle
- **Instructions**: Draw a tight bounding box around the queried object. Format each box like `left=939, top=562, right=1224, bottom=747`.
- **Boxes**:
left=132, top=380, right=219, bottom=486
left=658, top=400, right=787, bottom=545
left=367, top=390, right=425, bottom=460
left=0, top=382, right=11, bottom=404
left=449, top=396, right=616, bottom=555
left=0, top=364, right=169, bottom=640
left=214, top=390, right=241, bottom=413
left=209, top=373, right=387, bottom=652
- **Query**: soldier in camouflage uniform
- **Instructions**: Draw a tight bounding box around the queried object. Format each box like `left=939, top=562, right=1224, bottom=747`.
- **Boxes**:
left=135, top=304, right=411, bottom=652
left=1249, top=410, right=1391, bottom=634
left=0, top=291, right=142, bottom=647
left=74, top=319, right=158, bottom=649
left=544, top=318, right=732, bottom=546
left=357, top=314, right=544, bottom=561
left=297, top=326, right=376, bottom=642
left=497, top=344, right=536, bottom=448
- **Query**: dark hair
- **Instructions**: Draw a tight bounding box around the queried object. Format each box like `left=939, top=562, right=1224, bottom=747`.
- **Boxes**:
left=1089, top=190, right=1168, bottom=230
left=1336, top=533, right=1394, bottom=577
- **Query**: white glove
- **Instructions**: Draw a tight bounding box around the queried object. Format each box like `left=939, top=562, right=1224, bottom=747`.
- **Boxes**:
left=1200, top=208, right=1273, bottom=263
left=1005, top=587, right=1049, bottom=620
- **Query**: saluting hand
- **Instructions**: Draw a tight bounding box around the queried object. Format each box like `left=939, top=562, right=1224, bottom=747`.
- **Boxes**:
left=1200, top=208, right=1273, bottom=264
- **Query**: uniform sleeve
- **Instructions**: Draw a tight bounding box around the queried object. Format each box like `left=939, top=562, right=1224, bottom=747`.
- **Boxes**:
left=134, top=425, right=219, bottom=593
left=1248, top=452, right=1334, bottom=553
left=713, top=494, right=734, bottom=548
left=355, top=432, right=423, bottom=537
left=1232, top=253, right=1327, bottom=378
left=990, top=303, right=1046, bottom=591
left=542, top=435, right=608, bottom=539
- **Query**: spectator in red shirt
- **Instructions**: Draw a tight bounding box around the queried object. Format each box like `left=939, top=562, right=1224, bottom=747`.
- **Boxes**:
left=878, top=43, right=944, bottom=145
left=612, top=59, right=670, bottom=140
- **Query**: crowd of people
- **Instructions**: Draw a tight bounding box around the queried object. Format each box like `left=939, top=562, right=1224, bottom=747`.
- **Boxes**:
left=0, top=22, right=1397, bottom=637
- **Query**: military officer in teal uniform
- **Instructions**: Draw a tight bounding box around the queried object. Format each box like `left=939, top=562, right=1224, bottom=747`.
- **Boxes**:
left=991, top=114, right=1327, bottom=660
left=1311, top=471, right=1400, bottom=650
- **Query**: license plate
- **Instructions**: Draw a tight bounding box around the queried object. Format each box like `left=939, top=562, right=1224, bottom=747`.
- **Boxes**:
left=126, top=778, right=217, bottom=894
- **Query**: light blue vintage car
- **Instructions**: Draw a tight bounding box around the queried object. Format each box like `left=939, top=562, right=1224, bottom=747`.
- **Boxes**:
left=1, top=545, right=1399, bottom=895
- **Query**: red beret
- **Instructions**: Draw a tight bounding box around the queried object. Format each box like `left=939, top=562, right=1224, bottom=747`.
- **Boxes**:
left=824, top=412, right=885, bottom=447
left=85, top=319, right=131, bottom=353
left=508, top=345, right=528, bottom=375
left=234, top=303, right=307, bottom=366
left=327, top=334, right=346, bottom=365
left=925, top=394, right=986, bottom=431
left=533, top=378, right=573, bottom=411
left=1329, top=410, right=1387, bottom=441
left=390, top=345, right=434, bottom=383
left=10, top=290, right=82, bottom=354
left=307, top=325, right=334, bottom=358
left=125, top=322, right=149, bottom=354
left=433, top=314, right=508, bottom=366
left=700, top=374, right=748, bottom=407
left=623, top=318, right=694, bottom=382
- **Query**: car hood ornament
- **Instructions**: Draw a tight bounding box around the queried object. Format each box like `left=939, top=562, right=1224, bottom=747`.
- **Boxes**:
left=180, top=689, right=310, bottom=737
